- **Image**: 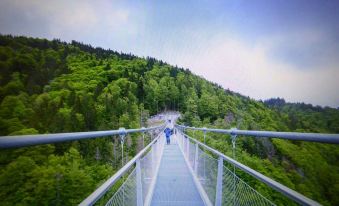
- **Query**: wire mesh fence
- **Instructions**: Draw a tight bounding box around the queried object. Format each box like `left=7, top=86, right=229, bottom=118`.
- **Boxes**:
left=197, top=148, right=218, bottom=205
left=104, top=133, right=164, bottom=206
left=105, top=168, right=137, bottom=206
left=222, top=166, right=274, bottom=206
left=177, top=130, right=275, bottom=206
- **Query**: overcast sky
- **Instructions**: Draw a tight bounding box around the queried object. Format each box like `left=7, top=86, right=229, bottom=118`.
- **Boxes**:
left=1, top=0, right=339, bottom=107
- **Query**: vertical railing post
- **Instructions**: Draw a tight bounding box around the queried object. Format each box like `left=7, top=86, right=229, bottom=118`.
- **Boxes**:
left=231, top=128, right=237, bottom=161
left=182, top=127, right=186, bottom=153
left=215, top=156, right=223, bottom=206
left=194, top=143, right=199, bottom=172
left=119, top=128, right=126, bottom=167
left=203, top=127, right=207, bottom=145
left=181, top=129, right=184, bottom=148
left=231, top=128, right=237, bottom=205
left=184, top=135, right=187, bottom=155
left=151, top=143, right=155, bottom=175
left=186, top=136, right=190, bottom=159
left=119, top=127, right=126, bottom=206
left=141, top=127, right=145, bottom=149
left=203, top=128, right=207, bottom=179
left=136, top=158, right=143, bottom=206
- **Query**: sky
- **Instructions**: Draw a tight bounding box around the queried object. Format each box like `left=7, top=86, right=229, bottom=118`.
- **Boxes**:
left=0, top=0, right=339, bottom=107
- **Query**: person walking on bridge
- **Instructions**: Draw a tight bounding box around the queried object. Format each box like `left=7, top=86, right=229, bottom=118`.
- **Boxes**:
left=164, top=127, right=172, bottom=145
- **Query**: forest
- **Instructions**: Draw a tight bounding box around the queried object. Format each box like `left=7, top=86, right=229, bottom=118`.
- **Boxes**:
left=0, top=35, right=338, bottom=205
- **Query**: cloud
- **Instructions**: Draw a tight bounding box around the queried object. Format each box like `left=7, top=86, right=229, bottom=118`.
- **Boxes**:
left=265, top=30, right=339, bottom=70
left=0, top=0, right=133, bottom=43
left=152, top=31, right=339, bottom=107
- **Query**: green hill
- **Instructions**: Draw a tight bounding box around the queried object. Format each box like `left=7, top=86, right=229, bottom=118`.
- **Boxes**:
left=0, top=35, right=338, bottom=205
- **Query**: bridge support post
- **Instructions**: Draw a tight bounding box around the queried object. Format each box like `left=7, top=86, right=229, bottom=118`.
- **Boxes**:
left=186, top=136, right=190, bottom=158
left=194, top=143, right=199, bottom=172
left=151, top=143, right=155, bottom=175
left=136, top=158, right=143, bottom=206
left=203, top=128, right=206, bottom=145
left=119, top=128, right=127, bottom=206
left=203, top=128, right=207, bottom=180
left=230, top=128, right=237, bottom=160
left=215, top=156, right=223, bottom=206
left=182, top=131, right=185, bottom=147
left=119, top=128, right=126, bottom=167
left=231, top=128, right=237, bottom=205
left=141, top=127, right=145, bottom=149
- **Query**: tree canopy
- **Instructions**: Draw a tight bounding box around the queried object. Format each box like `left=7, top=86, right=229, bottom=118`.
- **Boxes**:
left=0, top=35, right=338, bottom=205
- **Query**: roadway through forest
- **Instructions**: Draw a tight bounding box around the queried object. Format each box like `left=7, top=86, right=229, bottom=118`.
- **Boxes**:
left=150, top=134, right=205, bottom=206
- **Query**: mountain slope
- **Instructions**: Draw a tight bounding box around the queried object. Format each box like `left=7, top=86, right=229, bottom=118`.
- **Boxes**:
left=0, top=35, right=338, bottom=205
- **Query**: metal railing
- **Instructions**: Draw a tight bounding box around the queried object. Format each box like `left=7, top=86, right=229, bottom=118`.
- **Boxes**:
left=0, top=125, right=165, bottom=149
left=176, top=125, right=339, bottom=144
left=175, top=125, right=326, bottom=206
left=0, top=124, right=165, bottom=206
left=2, top=122, right=334, bottom=206
left=176, top=129, right=275, bottom=206
left=80, top=129, right=165, bottom=206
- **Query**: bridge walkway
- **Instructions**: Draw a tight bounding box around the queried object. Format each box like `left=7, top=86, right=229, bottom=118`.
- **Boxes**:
left=151, top=135, right=205, bottom=206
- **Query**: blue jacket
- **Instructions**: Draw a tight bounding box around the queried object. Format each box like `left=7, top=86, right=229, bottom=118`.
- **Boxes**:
left=164, top=128, right=172, bottom=138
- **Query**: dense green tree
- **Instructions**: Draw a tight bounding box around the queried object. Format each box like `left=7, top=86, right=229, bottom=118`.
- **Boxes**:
left=0, top=35, right=338, bottom=205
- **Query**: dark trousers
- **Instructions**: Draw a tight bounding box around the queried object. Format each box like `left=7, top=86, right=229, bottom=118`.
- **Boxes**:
left=166, top=137, right=170, bottom=144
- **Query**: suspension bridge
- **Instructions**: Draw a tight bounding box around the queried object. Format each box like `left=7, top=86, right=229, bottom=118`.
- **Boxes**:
left=1, top=114, right=339, bottom=206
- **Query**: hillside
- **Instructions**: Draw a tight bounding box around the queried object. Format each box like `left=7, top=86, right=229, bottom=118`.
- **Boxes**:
left=0, top=35, right=338, bottom=205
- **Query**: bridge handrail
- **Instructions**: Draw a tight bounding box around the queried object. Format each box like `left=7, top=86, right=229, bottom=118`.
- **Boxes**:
left=0, top=124, right=165, bottom=149
left=80, top=129, right=164, bottom=206
left=176, top=125, right=339, bottom=144
left=176, top=127, right=321, bottom=206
